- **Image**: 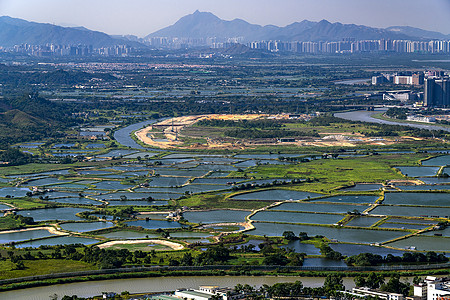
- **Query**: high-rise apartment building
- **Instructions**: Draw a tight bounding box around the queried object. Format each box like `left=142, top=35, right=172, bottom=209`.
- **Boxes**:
left=424, top=78, right=450, bottom=107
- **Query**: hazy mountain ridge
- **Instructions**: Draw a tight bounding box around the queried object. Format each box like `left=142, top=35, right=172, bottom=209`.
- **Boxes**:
left=0, top=16, right=143, bottom=47
left=386, top=26, right=450, bottom=40
left=147, top=10, right=442, bottom=42
left=0, top=12, right=447, bottom=48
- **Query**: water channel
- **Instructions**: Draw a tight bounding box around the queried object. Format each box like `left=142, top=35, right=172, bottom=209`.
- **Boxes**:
left=113, top=119, right=158, bottom=149
left=0, top=276, right=357, bottom=299
left=335, top=108, right=450, bottom=132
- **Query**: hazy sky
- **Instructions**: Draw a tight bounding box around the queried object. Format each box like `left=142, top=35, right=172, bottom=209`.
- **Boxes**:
left=1, top=0, right=450, bottom=37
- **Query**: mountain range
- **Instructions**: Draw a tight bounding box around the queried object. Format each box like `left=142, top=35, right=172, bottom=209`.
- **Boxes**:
left=146, top=10, right=450, bottom=42
left=0, top=16, right=141, bottom=48
left=0, top=11, right=449, bottom=48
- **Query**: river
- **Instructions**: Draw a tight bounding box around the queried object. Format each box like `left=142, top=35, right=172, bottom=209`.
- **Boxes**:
left=0, top=276, right=357, bottom=299
left=334, top=79, right=371, bottom=85
left=113, top=119, right=158, bottom=149
left=335, top=108, right=450, bottom=132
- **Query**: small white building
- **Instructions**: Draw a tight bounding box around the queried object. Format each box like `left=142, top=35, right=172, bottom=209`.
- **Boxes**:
left=414, top=277, right=450, bottom=300
left=175, top=289, right=214, bottom=300
left=352, top=287, right=404, bottom=300
left=173, top=286, right=244, bottom=300
left=406, top=115, right=436, bottom=123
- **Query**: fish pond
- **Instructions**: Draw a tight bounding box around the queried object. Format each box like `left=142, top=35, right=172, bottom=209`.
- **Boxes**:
left=421, top=155, right=450, bottom=166
left=317, top=195, right=379, bottom=204
left=387, top=236, right=450, bottom=252
left=282, top=240, right=322, bottom=255
left=101, top=231, right=160, bottom=239
left=126, top=219, right=185, bottom=229
left=383, top=192, right=450, bottom=206
left=183, top=210, right=250, bottom=224
left=395, top=166, right=440, bottom=177
left=250, top=222, right=408, bottom=243
left=270, top=202, right=369, bottom=214
left=231, top=190, right=321, bottom=201
left=251, top=211, right=343, bottom=225
left=0, top=229, right=55, bottom=244
left=17, top=207, right=92, bottom=221
left=329, top=243, right=406, bottom=256
left=369, top=206, right=450, bottom=218
left=59, top=222, right=115, bottom=232
left=16, top=236, right=100, bottom=248
left=346, top=216, right=383, bottom=227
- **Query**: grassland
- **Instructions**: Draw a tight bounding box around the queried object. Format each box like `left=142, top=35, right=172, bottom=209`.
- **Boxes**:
left=0, top=198, right=47, bottom=209
left=177, top=193, right=269, bottom=210
left=106, top=243, right=172, bottom=251
left=0, top=216, right=23, bottom=230
left=0, top=259, right=97, bottom=280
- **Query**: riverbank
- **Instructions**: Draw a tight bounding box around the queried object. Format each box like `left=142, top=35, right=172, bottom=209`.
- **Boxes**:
left=335, top=109, right=450, bottom=133
left=1, top=267, right=450, bottom=298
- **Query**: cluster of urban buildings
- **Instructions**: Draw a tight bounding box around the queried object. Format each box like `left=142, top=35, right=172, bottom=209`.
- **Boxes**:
left=4, top=39, right=450, bottom=56
left=246, top=39, right=450, bottom=54
left=2, top=44, right=134, bottom=57
left=425, top=77, right=450, bottom=107
left=348, top=276, right=450, bottom=300
left=372, top=72, right=426, bottom=86
left=370, top=71, right=450, bottom=107
left=146, top=37, right=450, bottom=54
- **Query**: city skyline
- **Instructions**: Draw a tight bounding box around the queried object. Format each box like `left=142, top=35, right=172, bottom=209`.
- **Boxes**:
left=0, top=0, right=450, bottom=37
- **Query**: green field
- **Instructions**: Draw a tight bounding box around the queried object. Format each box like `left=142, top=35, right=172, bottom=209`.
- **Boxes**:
left=0, top=259, right=97, bottom=280
left=0, top=198, right=47, bottom=209
left=231, top=154, right=428, bottom=191
left=106, top=243, right=172, bottom=251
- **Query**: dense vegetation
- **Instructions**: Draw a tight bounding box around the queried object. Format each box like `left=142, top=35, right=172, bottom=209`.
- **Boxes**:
left=346, top=251, right=448, bottom=266
left=0, top=93, right=79, bottom=148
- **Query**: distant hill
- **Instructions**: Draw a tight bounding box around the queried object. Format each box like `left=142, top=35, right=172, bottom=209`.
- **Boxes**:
left=0, top=64, right=116, bottom=87
left=0, top=16, right=143, bottom=47
left=147, top=10, right=442, bottom=42
left=0, top=93, right=78, bottom=146
left=386, top=26, right=450, bottom=40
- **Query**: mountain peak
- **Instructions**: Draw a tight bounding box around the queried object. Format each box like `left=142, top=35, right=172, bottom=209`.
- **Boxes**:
left=147, top=12, right=426, bottom=42
left=318, top=19, right=331, bottom=25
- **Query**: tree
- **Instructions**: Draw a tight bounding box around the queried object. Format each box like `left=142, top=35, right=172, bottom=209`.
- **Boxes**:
left=298, top=232, right=309, bottom=241
left=354, top=275, right=366, bottom=287
left=323, top=274, right=344, bottom=295
left=367, top=272, right=385, bottom=289
left=413, top=276, right=422, bottom=285
left=13, top=260, right=25, bottom=270
left=180, top=252, right=193, bottom=266
left=381, top=274, right=410, bottom=296
left=282, top=231, right=297, bottom=240
left=263, top=253, right=289, bottom=266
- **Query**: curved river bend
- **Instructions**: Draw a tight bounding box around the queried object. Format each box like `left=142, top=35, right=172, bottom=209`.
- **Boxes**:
left=335, top=109, right=450, bottom=132
left=113, top=119, right=158, bottom=149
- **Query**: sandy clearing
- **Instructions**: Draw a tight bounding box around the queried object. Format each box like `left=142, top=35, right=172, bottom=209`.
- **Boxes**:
left=200, top=222, right=253, bottom=231
left=97, top=239, right=184, bottom=250
left=0, top=226, right=69, bottom=236
left=135, top=114, right=267, bottom=150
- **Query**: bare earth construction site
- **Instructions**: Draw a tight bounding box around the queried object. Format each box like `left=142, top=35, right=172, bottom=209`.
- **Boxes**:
left=136, top=114, right=425, bottom=150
